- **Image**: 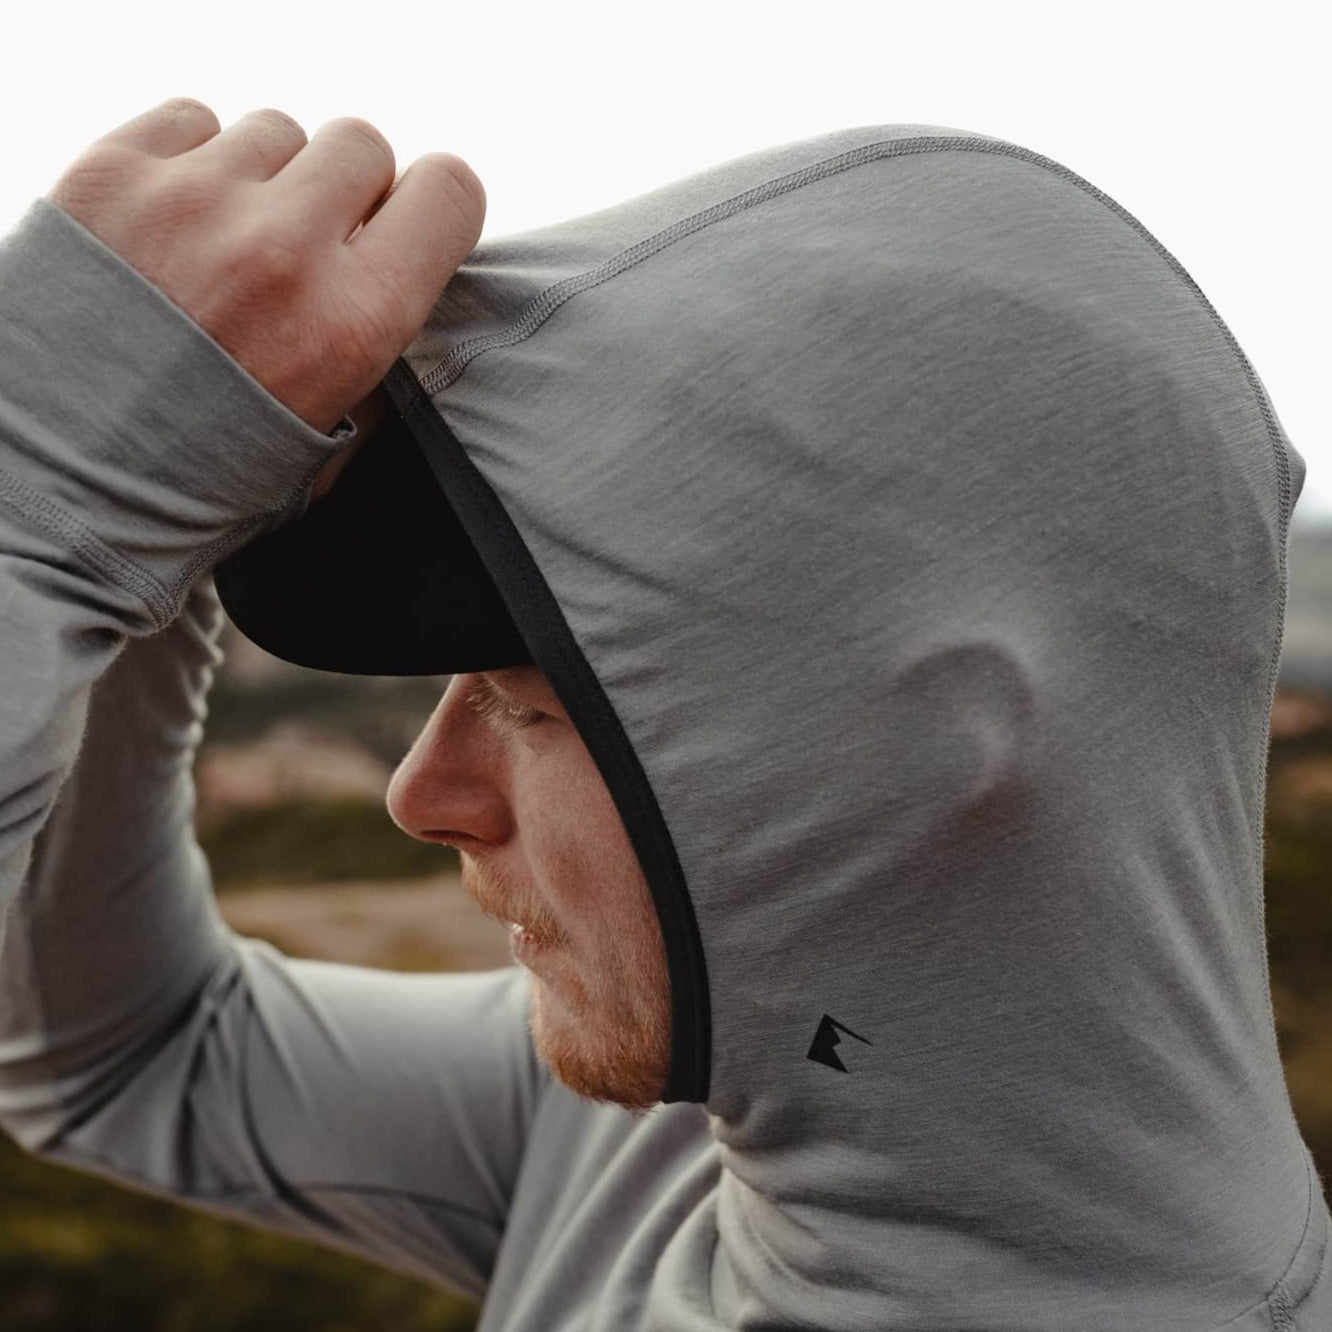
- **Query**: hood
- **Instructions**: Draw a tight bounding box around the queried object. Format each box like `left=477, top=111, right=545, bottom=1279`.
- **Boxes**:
left=221, top=124, right=1317, bottom=1327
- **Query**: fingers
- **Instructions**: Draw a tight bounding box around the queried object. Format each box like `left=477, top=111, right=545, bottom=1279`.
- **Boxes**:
left=274, top=117, right=397, bottom=239
left=100, top=97, right=221, bottom=157
left=49, top=98, right=484, bottom=435
left=188, top=108, right=308, bottom=181
left=352, top=152, right=486, bottom=324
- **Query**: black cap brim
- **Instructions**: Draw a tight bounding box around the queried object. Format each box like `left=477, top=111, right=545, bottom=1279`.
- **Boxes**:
left=213, top=401, right=529, bottom=676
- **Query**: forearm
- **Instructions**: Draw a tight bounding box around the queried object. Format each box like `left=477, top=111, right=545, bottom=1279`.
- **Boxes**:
left=0, top=572, right=231, bottom=1148
left=0, top=199, right=349, bottom=1144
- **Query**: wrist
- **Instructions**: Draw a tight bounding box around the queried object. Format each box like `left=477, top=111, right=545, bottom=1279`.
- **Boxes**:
left=0, top=201, right=350, bottom=625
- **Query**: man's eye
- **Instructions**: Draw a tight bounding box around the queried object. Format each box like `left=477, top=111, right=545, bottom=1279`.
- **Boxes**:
left=464, top=681, right=545, bottom=732
left=498, top=701, right=544, bottom=731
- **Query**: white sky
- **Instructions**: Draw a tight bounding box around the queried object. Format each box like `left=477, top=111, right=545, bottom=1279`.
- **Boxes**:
left=4, top=1, right=1328, bottom=523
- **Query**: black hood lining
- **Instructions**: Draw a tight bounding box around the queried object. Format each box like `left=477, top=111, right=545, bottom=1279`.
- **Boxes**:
left=383, top=359, right=711, bottom=1105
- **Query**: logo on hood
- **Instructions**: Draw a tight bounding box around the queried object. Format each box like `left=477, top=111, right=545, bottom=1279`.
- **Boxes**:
left=806, top=1014, right=874, bottom=1072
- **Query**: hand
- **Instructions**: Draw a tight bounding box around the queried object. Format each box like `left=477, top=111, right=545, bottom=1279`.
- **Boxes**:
left=47, top=99, right=484, bottom=435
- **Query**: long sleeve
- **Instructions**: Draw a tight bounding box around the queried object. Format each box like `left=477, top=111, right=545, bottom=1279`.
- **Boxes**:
left=0, top=201, right=544, bottom=1300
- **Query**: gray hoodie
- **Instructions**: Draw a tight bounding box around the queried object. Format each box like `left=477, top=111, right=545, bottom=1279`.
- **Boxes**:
left=0, top=124, right=1327, bottom=1330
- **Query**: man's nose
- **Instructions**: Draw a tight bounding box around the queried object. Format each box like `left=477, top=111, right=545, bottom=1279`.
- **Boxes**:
left=385, top=678, right=513, bottom=850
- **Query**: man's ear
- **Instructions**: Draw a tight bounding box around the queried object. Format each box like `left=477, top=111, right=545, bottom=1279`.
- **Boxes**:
left=308, top=384, right=391, bottom=505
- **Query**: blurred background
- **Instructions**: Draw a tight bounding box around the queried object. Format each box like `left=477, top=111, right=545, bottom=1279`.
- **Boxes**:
left=2, top=0, right=1328, bottom=1327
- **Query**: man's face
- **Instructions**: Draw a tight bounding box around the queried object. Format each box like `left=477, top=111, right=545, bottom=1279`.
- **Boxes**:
left=386, top=666, right=671, bottom=1110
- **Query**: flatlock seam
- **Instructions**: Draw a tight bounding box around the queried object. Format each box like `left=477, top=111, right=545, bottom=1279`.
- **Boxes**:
left=1288, top=1227, right=1330, bottom=1328
left=1260, top=1164, right=1307, bottom=1331
left=1268, top=1283, right=1294, bottom=1331
left=0, top=457, right=331, bottom=631
left=1264, top=1154, right=1329, bottom=1329
left=0, top=459, right=172, bottom=625
left=170, top=417, right=358, bottom=609
left=1209, top=1152, right=1326, bottom=1331
left=168, top=459, right=329, bottom=612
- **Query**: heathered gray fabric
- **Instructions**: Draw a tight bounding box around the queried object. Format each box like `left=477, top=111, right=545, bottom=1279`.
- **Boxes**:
left=404, top=125, right=1329, bottom=1326
left=0, top=119, right=1328, bottom=1330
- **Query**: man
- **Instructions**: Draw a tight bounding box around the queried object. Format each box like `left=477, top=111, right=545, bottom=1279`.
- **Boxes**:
left=0, top=99, right=1327, bottom=1329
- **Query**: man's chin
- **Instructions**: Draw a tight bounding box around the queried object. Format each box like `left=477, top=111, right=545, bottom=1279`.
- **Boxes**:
left=527, top=981, right=665, bottom=1113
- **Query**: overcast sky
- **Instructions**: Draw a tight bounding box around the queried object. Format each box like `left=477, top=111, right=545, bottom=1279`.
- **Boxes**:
left=5, top=1, right=1327, bottom=524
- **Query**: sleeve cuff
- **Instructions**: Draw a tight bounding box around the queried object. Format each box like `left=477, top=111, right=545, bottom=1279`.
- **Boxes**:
left=0, top=199, right=357, bottom=624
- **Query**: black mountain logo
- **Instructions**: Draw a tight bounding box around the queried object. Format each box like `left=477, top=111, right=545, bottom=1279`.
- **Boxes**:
left=806, top=1014, right=873, bottom=1072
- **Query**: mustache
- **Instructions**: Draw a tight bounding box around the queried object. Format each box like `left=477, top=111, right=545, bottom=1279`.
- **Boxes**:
left=462, top=858, right=564, bottom=945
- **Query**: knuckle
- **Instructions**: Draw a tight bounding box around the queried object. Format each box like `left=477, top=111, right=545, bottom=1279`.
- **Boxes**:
left=76, top=139, right=144, bottom=180
left=230, top=220, right=309, bottom=289
left=158, top=97, right=221, bottom=135
left=429, top=151, right=487, bottom=219
left=142, top=162, right=227, bottom=229
left=49, top=142, right=147, bottom=214
left=245, top=107, right=307, bottom=146
left=327, top=116, right=394, bottom=169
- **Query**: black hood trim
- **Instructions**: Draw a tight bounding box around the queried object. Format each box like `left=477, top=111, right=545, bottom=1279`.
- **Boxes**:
left=384, top=360, right=712, bottom=1104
